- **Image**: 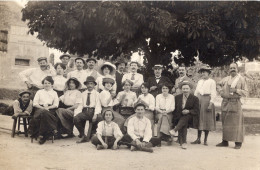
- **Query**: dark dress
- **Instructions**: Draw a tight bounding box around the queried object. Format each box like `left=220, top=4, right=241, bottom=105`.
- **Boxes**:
left=115, top=71, right=124, bottom=94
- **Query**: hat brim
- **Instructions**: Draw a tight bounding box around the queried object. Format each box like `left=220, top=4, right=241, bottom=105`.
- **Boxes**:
left=86, top=58, right=97, bottom=63
left=178, top=82, right=193, bottom=89
left=19, top=91, right=31, bottom=97
left=75, top=58, right=85, bottom=64
left=59, top=54, right=71, bottom=60
left=134, top=103, right=146, bottom=110
left=98, top=63, right=116, bottom=76
left=152, top=66, right=164, bottom=70
left=84, top=81, right=97, bottom=86
left=198, top=68, right=212, bottom=73
left=66, top=78, right=82, bottom=90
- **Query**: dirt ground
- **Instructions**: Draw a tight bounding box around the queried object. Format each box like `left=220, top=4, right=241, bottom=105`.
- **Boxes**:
left=0, top=127, right=260, bottom=170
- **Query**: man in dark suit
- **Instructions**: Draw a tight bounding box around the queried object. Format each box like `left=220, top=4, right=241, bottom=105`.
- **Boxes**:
left=170, top=81, right=199, bottom=149
left=115, top=57, right=127, bottom=94
left=147, top=64, right=173, bottom=97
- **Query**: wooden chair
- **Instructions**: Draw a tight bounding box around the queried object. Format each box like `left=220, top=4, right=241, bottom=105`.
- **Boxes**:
left=11, top=115, right=31, bottom=138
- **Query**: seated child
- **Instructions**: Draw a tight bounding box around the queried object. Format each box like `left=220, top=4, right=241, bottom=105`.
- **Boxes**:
left=12, top=91, right=33, bottom=119
left=91, top=109, right=123, bottom=150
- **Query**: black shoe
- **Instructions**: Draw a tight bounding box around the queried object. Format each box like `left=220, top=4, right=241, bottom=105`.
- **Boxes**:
left=204, top=141, right=208, bottom=146
left=191, top=139, right=201, bottom=144
left=216, top=141, right=228, bottom=147
left=39, top=136, right=47, bottom=145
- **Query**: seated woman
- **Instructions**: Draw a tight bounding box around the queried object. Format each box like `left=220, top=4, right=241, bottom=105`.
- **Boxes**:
left=155, top=83, right=175, bottom=145
left=53, top=63, right=67, bottom=97
left=114, top=79, right=137, bottom=121
left=99, top=77, right=125, bottom=130
left=91, top=109, right=123, bottom=150
left=29, top=76, right=59, bottom=145
left=12, top=91, right=33, bottom=119
left=96, top=62, right=117, bottom=96
left=56, top=77, right=82, bottom=138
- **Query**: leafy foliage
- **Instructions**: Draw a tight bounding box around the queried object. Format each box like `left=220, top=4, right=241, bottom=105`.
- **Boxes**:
left=22, top=1, right=260, bottom=71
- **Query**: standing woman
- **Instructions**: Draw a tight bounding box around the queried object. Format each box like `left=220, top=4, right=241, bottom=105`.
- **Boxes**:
left=155, top=83, right=175, bottom=145
left=96, top=62, right=117, bottom=96
left=53, top=63, right=67, bottom=97
left=29, top=76, right=59, bottom=144
left=192, top=65, right=216, bottom=145
left=56, top=77, right=82, bottom=138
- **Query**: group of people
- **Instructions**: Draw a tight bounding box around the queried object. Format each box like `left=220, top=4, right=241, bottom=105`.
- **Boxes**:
left=12, top=54, right=248, bottom=151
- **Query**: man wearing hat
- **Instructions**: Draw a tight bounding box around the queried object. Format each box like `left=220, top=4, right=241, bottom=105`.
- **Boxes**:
left=12, top=91, right=33, bottom=119
left=170, top=80, right=199, bottom=149
left=67, top=57, right=88, bottom=91
left=115, top=57, right=127, bottom=94
left=216, top=63, right=248, bottom=149
left=147, top=64, right=173, bottom=97
left=121, top=102, right=161, bottom=151
left=173, top=66, right=194, bottom=95
left=122, top=61, right=144, bottom=94
left=73, top=76, right=102, bottom=143
left=85, top=58, right=100, bottom=80
left=19, top=57, right=56, bottom=97
left=59, top=54, right=74, bottom=78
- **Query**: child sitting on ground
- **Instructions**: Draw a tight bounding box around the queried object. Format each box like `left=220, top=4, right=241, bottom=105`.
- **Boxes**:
left=91, top=109, right=123, bottom=150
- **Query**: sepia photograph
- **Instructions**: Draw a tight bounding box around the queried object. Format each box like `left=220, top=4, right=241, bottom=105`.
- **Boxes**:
left=0, top=0, right=260, bottom=169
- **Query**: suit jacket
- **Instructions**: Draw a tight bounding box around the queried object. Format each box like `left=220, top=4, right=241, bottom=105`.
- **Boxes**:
left=172, top=93, right=199, bottom=128
left=147, top=76, right=173, bottom=97
left=115, top=71, right=124, bottom=94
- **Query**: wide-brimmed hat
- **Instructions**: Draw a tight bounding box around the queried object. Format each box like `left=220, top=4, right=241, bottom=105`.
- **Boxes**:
left=98, top=62, right=116, bottom=76
left=84, top=76, right=97, bottom=86
left=102, top=77, right=115, bottom=85
left=129, top=61, right=140, bottom=67
left=37, top=57, right=47, bottom=62
left=59, top=54, right=71, bottom=60
left=65, top=77, right=82, bottom=90
left=152, top=64, right=164, bottom=70
left=86, top=58, right=97, bottom=63
left=75, top=57, right=85, bottom=64
left=198, top=65, right=212, bottom=73
left=19, top=91, right=31, bottom=97
left=122, top=79, right=134, bottom=86
left=178, top=80, right=193, bottom=89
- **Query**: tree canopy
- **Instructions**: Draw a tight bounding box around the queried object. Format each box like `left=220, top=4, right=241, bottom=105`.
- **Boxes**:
left=22, top=1, right=260, bottom=70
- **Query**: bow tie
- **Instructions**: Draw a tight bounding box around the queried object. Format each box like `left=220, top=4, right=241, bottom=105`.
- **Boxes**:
left=155, top=77, right=161, bottom=79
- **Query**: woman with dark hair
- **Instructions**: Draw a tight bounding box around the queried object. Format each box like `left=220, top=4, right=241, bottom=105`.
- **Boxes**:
left=96, top=62, right=117, bottom=96
left=191, top=65, right=216, bottom=145
left=56, top=77, right=82, bottom=138
left=53, top=63, right=67, bottom=97
left=155, top=83, right=175, bottom=145
left=91, top=109, right=123, bottom=150
left=29, top=76, right=59, bottom=144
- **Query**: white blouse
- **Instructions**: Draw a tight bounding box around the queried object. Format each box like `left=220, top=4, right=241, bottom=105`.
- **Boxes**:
left=96, top=121, right=123, bottom=138
left=96, top=75, right=117, bottom=94
left=136, top=93, right=155, bottom=111
left=115, top=91, right=137, bottom=107
left=60, top=90, right=82, bottom=106
left=194, top=78, right=217, bottom=103
left=155, top=94, right=175, bottom=112
left=53, top=75, right=67, bottom=91
left=99, top=90, right=113, bottom=107
left=33, top=89, right=59, bottom=107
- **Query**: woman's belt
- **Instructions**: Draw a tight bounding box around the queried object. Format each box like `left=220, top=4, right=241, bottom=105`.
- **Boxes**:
left=223, top=98, right=240, bottom=102
left=201, top=94, right=210, bottom=96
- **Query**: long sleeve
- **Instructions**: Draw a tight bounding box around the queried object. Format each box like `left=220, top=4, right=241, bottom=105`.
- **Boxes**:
left=33, top=91, right=40, bottom=106
left=210, top=80, right=217, bottom=104
left=127, top=118, right=138, bottom=141
left=143, top=120, right=152, bottom=142
left=99, top=91, right=111, bottom=107
left=25, top=100, right=33, bottom=115
left=53, top=92, right=59, bottom=108
left=194, top=80, right=201, bottom=97
left=155, top=95, right=160, bottom=112
left=113, top=123, right=123, bottom=138
left=148, top=94, right=155, bottom=111
left=168, top=95, right=175, bottom=112
left=236, top=77, right=248, bottom=97
left=60, top=95, right=65, bottom=103
left=134, top=74, right=144, bottom=88
left=96, top=121, right=103, bottom=136
left=94, top=92, right=102, bottom=115
left=13, top=100, right=22, bottom=114
left=19, top=68, right=35, bottom=82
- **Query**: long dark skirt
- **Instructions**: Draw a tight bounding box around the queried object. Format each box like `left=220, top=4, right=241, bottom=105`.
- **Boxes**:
left=56, top=108, right=74, bottom=135
left=29, top=108, right=58, bottom=138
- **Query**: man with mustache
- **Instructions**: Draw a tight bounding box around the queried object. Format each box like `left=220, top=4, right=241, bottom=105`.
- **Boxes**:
left=122, top=61, right=144, bottom=95
left=67, top=57, right=89, bottom=91
left=59, top=54, right=74, bottom=78
left=147, top=64, right=173, bottom=97
left=19, top=57, right=56, bottom=97
left=85, top=58, right=100, bottom=80
left=216, top=63, right=248, bottom=149
left=173, top=66, right=193, bottom=95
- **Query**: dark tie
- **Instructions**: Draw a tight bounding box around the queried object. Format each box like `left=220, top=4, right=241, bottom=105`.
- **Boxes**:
left=131, top=73, right=135, bottom=80
left=86, top=93, right=91, bottom=106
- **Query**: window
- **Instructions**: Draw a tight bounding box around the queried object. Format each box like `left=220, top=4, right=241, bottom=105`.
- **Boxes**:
left=15, top=58, right=30, bottom=66
left=0, top=30, right=8, bottom=52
